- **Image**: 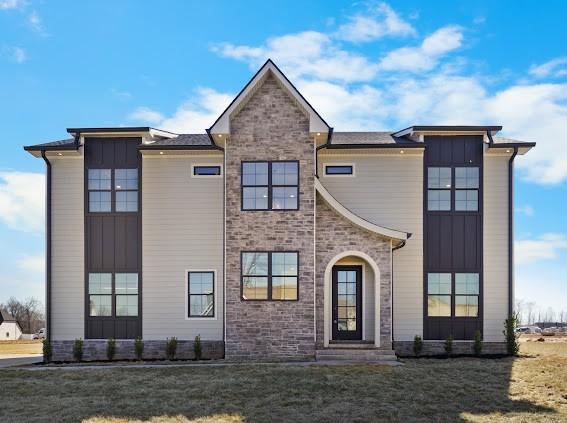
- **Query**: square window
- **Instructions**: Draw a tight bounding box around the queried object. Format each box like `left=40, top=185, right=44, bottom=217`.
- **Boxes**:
left=428, top=190, right=451, bottom=211
left=243, top=187, right=268, bottom=210
left=242, top=253, right=269, bottom=276
left=272, top=252, right=298, bottom=276
left=89, top=295, right=112, bottom=317
left=115, top=273, right=138, bottom=294
left=116, top=191, right=138, bottom=212
left=242, top=162, right=268, bottom=186
left=272, top=162, right=298, bottom=185
left=455, top=167, right=479, bottom=189
left=272, top=187, right=298, bottom=210
left=88, top=273, right=112, bottom=294
left=455, top=295, right=479, bottom=317
left=115, top=169, right=138, bottom=190
left=455, top=273, right=479, bottom=295
left=88, top=169, right=111, bottom=190
left=89, top=191, right=111, bottom=212
left=455, top=190, right=478, bottom=211
left=272, top=277, right=298, bottom=300
left=242, top=276, right=268, bottom=300
left=428, top=167, right=452, bottom=189
left=116, top=295, right=138, bottom=316
left=428, top=273, right=452, bottom=295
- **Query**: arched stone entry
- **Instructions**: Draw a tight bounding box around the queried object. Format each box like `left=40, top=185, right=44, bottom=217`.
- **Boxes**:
left=323, top=251, right=381, bottom=347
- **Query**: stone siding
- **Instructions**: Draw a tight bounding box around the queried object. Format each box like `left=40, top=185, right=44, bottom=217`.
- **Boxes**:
left=394, top=341, right=508, bottom=356
left=224, top=73, right=316, bottom=360
left=50, top=340, right=224, bottom=362
left=315, top=195, right=393, bottom=348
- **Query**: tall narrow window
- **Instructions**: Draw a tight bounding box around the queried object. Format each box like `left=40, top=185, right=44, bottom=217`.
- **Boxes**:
left=115, top=273, right=139, bottom=316
left=272, top=162, right=298, bottom=210
left=455, top=167, right=479, bottom=211
left=115, top=169, right=138, bottom=212
left=427, top=273, right=451, bottom=316
left=242, top=161, right=299, bottom=210
left=88, top=169, right=112, bottom=212
left=188, top=272, right=215, bottom=317
left=242, top=162, right=269, bottom=210
left=241, top=252, right=298, bottom=301
left=88, top=273, right=112, bottom=316
left=427, top=167, right=451, bottom=211
left=455, top=273, right=479, bottom=317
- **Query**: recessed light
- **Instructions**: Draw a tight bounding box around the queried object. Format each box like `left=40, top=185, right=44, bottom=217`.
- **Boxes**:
left=57, top=153, right=63, bottom=156
left=506, top=149, right=511, bottom=153
left=218, top=134, right=222, bottom=138
left=317, top=132, right=321, bottom=136
left=400, top=150, right=405, bottom=154
left=159, top=151, right=164, bottom=155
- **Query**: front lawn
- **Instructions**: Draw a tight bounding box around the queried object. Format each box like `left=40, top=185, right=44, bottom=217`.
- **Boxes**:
left=0, top=342, right=565, bottom=422
left=0, top=340, right=42, bottom=355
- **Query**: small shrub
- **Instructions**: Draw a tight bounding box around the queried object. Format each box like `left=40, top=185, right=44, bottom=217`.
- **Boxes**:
left=134, top=337, right=144, bottom=360
left=444, top=335, right=454, bottom=356
left=194, top=335, right=202, bottom=360
left=73, top=338, right=83, bottom=362
left=106, top=338, right=116, bottom=361
left=42, top=340, right=52, bottom=363
left=537, top=337, right=545, bottom=342
left=413, top=335, right=423, bottom=357
left=503, top=313, right=520, bottom=356
left=473, top=330, right=483, bottom=356
left=166, top=337, right=178, bottom=360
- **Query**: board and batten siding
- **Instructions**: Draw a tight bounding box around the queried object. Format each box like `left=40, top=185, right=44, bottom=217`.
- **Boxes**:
left=51, top=155, right=85, bottom=340
left=483, top=154, right=509, bottom=342
left=142, top=155, right=224, bottom=340
left=318, top=153, right=423, bottom=341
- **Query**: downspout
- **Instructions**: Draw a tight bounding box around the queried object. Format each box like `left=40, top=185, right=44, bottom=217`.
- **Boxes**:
left=314, top=128, right=333, bottom=178
left=41, top=151, right=52, bottom=344
left=508, top=147, right=518, bottom=319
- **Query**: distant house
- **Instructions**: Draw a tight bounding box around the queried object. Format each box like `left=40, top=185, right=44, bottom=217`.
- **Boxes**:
left=0, top=310, right=23, bottom=341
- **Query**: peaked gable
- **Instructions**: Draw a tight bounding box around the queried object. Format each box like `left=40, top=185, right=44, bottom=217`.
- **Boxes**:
left=209, top=59, right=330, bottom=137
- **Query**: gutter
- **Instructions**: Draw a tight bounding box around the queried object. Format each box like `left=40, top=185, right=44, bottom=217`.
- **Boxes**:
left=508, top=146, right=518, bottom=319
left=41, top=151, right=52, bottom=344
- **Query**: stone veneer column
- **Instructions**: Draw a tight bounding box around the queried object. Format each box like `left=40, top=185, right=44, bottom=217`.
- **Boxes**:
left=224, top=74, right=315, bottom=360
left=315, top=196, right=393, bottom=348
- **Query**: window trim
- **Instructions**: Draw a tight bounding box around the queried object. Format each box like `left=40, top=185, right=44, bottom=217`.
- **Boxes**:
left=323, top=163, right=355, bottom=177
left=426, top=272, right=481, bottom=318
left=87, top=167, right=139, bottom=214
left=88, top=272, right=140, bottom=318
left=240, top=251, right=299, bottom=301
left=191, top=164, right=223, bottom=178
left=241, top=160, right=300, bottom=211
left=185, top=269, right=218, bottom=320
left=426, top=166, right=481, bottom=214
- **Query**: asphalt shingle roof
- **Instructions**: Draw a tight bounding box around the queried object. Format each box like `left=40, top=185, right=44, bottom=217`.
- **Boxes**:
left=146, top=134, right=213, bottom=146
left=330, top=132, right=419, bottom=146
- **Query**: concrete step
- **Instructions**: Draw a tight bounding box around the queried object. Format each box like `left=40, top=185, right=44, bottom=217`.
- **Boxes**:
left=316, top=348, right=398, bottom=362
left=328, top=342, right=377, bottom=349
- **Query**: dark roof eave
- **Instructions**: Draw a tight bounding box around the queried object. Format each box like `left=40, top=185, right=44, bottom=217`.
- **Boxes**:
left=138, top=144, right=224, bottom=151
left=23, top=145, right=78, bottom=152
left=490, top=142, right=536, bottom=148
left=67, top=127, right=178, bottom=135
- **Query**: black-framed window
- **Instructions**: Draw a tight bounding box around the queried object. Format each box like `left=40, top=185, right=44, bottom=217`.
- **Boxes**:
left=427, top=272, right=480, bottom=317
left=241, top=252, right=298, bottom=300
left=455, top=167, right=479, bottom=211
left=88, top=168, right=138, bottom=212
left=88, top=272, right=139, bottom=317
left=427, top=273, right=451, bottom=317
left=242, top=161, right=299, bottom=210
left=455, top=273, right=479, bottom=317
left=193, top=165, right=222, bottom=176
left=427, top=167, right=451, bottom=211
left=325, top=165, right=353, bottom=175
left=188, top=271, right=215, bottom=317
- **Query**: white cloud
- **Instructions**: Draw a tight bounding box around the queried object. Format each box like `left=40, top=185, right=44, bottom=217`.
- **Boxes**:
left=28, top=10, right=43, bottom=33
left=529, top=57, right=567, bottom=79
left=0, top=0, right=22, bottom=10
left=336, top=2, right=416, bottom=42
left=378, top=25, right=463, bottom=72
left=516, top=233, right=567, bottom=265
left=213, top=31, right=379, bottom=83
left=517, top=205, right=535, bottom=217
left=111, top=88, right=132, bottom=101
left=129, top=88, right=233, bottom=133
left=0, top=172, right=44, bottom=233
left=17, top=254, right=45, bottom=274
left=12, top=46, right=26, bottom=63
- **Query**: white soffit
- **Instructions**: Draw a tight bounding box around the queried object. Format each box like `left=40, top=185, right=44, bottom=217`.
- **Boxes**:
left=315, top=178, right=410, bottom=242
left=209, top=60, right=330, bottom=136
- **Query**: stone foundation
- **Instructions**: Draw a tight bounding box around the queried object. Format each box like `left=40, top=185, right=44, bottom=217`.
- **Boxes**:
left=394, top=341, right=508, bottom=357
left=50, top=340, right=225, bottom=362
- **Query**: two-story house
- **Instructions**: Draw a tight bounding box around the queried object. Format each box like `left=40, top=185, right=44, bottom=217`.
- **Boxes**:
left=25, top=60, right=534, bottom=361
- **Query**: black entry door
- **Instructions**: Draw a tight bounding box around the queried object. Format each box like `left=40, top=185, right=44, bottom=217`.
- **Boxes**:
left=332, top=266, right=362, bottom=341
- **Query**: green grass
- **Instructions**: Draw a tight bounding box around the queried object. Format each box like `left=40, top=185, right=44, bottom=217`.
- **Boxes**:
left=0, top=342, right=565, bottom=422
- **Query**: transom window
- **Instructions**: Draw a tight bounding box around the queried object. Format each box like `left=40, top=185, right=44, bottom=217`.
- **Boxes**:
left=325, top=165, right=354, bottom=176
left=242, top=161, right=299, bottom=210
left=427, top=167, right=479, bottom=212
left=88, top=168, right=138, bottom=213
left=88, top=273, right=139, bottom=317
left=188, top=271, right=215, bottom=317
left=193, top=165, right=222, bottom=177
left=427, top=272, right=479, bottom=317
left=241, top=252, right=298, bottom=300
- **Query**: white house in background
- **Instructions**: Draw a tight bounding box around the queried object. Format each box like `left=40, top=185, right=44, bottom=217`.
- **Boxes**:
left=0, top=310, right=23, bottom=341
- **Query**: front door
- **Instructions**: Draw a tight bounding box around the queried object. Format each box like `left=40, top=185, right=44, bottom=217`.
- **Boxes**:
left=332, top=265, right=363, bottom=341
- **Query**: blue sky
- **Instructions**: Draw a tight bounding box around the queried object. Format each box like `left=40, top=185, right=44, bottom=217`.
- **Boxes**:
left=1, top=0, right=566, bottom=320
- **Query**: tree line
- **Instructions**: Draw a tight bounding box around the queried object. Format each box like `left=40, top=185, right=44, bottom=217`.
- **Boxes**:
left=516, top=299, right=567, bottom=326
left=1, top=297, right=45, bottom=334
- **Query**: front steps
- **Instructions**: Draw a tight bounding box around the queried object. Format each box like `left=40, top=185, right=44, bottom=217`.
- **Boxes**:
left=316, top=344, right=398, bottom=363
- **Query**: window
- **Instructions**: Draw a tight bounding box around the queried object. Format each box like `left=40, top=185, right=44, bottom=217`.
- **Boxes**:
left=88, top=273, right=139, bottom=317
left=115, top=273, right=139, bottom=316
left=325, top=165, right=354, bottom=176
left=193, top=165, right=222, bottom=177
left=88, top=273, right=112, bottom=316
left=88, top=169, right=111, bottom=212
left=427, top=273, right=451, bottom=316
left=88, top=168, right=138, bottom=212
left=242, top=161, right=299, bottom=210
left=241, top=252, right=298, bottom=300
left=455, top=273, right=479, bottom=317
left=455, top=167, right=479, bottom=211
left=188, top=272, right=215, bottom=317
left=427, top=167, right=451, bottom=211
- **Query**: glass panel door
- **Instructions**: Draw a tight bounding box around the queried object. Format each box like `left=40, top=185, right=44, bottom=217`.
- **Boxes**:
left=332, top=266, right=362, bottom=340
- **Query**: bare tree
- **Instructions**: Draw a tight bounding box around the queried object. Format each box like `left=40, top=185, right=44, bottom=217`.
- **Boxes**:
left=0, top=297, right=44, bottom=334
left=515, top=299, right=525, bottom=324
left=525, top=301, right=536, bottom=325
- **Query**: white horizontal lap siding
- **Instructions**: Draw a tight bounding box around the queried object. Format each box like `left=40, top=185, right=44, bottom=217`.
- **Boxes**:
left=142, top=156, right=223, bottom=340
left=483, top=156, right=509, bottom=342
left=319, top=154, right=423, bottom=340
left=51, top=157, right=84, bottom=340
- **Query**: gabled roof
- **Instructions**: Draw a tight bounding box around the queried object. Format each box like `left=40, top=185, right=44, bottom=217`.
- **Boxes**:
left=23, top=138, right=77, bottom=152
left=209, top=59, right=330, bottom=136
left=0, top=309, right=17, bottom=323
